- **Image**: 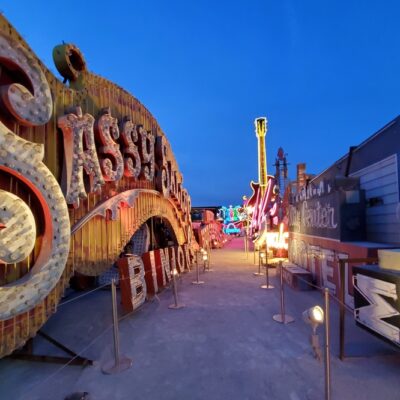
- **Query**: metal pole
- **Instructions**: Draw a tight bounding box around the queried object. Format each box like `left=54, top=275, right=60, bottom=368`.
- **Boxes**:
left=204, top=249, right=213, bottom=272
left=192, top=251, right=204, bottom=285
left=339, top=259, right=345, bottom=361
left=280, top=263, right=285, bottom=318
left=173, top=271, right=178, bottom=306
left=245, top=229, right=248, bottom=257
left=102, top=279, right=132, bottom=374
left=111, top=279, right=120, bottom=366
left=324, top=288, right=331, bottom=400
left=253, top=251, right=263, bottom=276
left=260, top=254, right=274, bottom=290
left=273, top=261, right=294, bottom=323
left=197, top=252, right=200, bottom=281
left=169, top=270, right=185, bottom=309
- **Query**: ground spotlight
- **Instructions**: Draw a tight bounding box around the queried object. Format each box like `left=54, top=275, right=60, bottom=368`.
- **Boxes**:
left=303, top=306, right=324, bottom=333
left=303, top=305, right=324, bottom=361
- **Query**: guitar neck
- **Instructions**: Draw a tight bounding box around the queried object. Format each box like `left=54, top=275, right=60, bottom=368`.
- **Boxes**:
left=254, top=117, right=268, bottom=195
left=258, top=135, right=267, bottom=191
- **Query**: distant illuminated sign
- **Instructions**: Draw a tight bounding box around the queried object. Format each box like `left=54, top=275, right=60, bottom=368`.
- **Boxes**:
left=225, top=223, right=241, bottom=234
left=266, top=223, right=289, bottom=250
left=219, top=206, right=245, bottom=235
left=218, top=205, right=242, bottom=224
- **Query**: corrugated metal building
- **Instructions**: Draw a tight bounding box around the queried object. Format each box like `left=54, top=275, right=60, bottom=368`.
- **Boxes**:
left=288, top=116, right=400, bottom=309
left=311, top=116, right=400, bottom=244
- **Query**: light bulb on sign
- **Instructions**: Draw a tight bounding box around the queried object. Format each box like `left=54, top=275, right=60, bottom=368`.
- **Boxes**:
left=173, top=268, right=178, bottom=276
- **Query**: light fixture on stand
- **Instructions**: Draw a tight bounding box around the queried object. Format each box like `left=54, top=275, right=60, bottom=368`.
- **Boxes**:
left=303, top=305, right=324, bottom=361
left=303, top=298, right=332, bottom=400
left=169, top=268, right=185, bottom=309
left=192, top=250, right=205, bottom=285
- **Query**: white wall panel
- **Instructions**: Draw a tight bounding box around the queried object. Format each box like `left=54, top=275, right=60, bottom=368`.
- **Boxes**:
left=351, top=154, right=400, bottom=243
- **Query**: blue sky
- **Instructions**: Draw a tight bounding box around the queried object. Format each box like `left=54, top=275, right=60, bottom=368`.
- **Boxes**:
left=2, top=1, right=400, bottom=206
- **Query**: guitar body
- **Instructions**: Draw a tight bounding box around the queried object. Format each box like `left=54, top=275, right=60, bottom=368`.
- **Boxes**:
left=247, top=181, right=260, bottom=207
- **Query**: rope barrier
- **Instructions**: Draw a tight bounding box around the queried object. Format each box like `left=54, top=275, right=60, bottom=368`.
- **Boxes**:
left=23, top=324, right=114, bottom=397
left=269, top=261, right=355, bottom=313
left=59, top=283, right=111, bottom=307
left=18, top=266, right=180, bottom=395
left=1, top=265, right=193, bottom=331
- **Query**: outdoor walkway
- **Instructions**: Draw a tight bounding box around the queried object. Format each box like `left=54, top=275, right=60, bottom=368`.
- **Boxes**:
left=1, top=238, right=400, bottom=400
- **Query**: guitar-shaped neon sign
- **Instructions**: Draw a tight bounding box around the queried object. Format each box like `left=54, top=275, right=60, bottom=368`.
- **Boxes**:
left=245, top=117, right=276, bottom=237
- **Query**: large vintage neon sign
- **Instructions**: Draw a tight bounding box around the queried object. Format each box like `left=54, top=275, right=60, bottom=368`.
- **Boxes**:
left=58, top=108, right=190, bottom=217
left=0, top=16, right=195, bottom=359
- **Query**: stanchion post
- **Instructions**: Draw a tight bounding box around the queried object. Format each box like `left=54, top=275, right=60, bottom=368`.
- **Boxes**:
left=203, top=249, right=213, bottom=272
left=260, top=251, right=274, bottom=290
left=245, top=227, right=250, bottom=258
left=169, top=269, right=185, bottom=309
left=102, top=279, right=132, bottom=374
left=253, top=250, right=264, bottom=276
left=192, top=250, right=205, bottom=285
left=273, top=261, right=294, bottom=324
left=339, top=259, right=345, bottom=361
left=324, top=288, right=331, bottom=400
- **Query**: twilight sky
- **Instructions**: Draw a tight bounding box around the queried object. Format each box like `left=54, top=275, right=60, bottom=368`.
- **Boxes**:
left=2, top=1, right=400, bottom=206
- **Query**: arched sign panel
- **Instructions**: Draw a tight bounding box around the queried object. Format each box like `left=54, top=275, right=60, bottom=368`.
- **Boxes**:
left=0, top=16, right=194, bottom=357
